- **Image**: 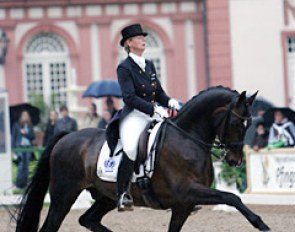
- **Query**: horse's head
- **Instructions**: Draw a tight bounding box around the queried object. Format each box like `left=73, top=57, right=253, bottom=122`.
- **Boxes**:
left=214, top=91, right=257, bottom=166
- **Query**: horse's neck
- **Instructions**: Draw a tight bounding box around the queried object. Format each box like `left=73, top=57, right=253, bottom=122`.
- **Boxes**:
left=174, top=110, right=215, bottom=144
left=174, top=94, right=233, bottom=143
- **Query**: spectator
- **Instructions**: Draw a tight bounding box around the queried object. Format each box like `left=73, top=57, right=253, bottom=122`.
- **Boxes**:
left=251, top=122, right=268, bottom=151
left=268, top=110, right=295, bottom=147
left=244, top=108, right=265, bottom=146
left=54, top=105, right=78, bottom=135
left=11, top=110, right=35, bottom=189
left=98, top=110, right=112, bottom=129
left=42, top=110, right=58, bottom=147
left=80, top=103, right=100, bottom=129
left=106, top=96, right=118, bottom=118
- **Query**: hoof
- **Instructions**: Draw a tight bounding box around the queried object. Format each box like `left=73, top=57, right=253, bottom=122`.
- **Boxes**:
left=117, top=204, right=134, bottom=212
left=117, top=193, right=134, bottom=212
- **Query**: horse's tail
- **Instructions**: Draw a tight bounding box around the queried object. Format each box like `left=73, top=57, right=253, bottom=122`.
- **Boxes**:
left=16, top=132, right=68, bottom=232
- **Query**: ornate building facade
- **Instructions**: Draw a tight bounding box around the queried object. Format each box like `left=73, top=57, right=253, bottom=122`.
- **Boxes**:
left=0, top=0, right=216, bottom=112
left=4, top=1, right=295, bottom=113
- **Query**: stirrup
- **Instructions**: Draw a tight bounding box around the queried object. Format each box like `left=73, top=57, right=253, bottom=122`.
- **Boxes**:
left=117, top=192, right=134, bottom=212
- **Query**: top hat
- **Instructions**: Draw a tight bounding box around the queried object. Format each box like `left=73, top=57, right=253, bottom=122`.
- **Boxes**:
left=120, top=24, right=148, bottom=47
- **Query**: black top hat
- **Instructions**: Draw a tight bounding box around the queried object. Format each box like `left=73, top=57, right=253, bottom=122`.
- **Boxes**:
left=120, top=24, right=148, bottom=47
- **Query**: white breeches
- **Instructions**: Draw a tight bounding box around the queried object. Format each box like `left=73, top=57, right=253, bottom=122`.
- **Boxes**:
left=119, top=109, right=152, bottom=161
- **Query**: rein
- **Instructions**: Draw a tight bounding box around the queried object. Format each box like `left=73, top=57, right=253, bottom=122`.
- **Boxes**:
left=166, top=120, right=212, bottom=149
left=166, top=120, right=227, bottom=161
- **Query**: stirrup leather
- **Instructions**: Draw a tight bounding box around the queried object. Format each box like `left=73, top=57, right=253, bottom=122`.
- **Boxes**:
left=117, top=192, right=134, bottom=211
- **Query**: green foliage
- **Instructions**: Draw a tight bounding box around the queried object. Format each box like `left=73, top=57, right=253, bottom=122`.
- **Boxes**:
left=267, top=139, right=284, bottom=149
left=211, top=141, right=247, bottom=193
left=29, top=93, right=46, bottom=113
left=220, top=162, right=247, bottom=193
left=28, top=93, right=52, bottom=131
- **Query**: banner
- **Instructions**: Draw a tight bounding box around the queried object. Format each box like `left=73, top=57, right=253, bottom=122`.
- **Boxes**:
left=247, top=149, right=295, bottom=193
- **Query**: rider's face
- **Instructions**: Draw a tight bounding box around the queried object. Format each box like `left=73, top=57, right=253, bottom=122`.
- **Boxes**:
left=127, top=35, right=146, bottom=55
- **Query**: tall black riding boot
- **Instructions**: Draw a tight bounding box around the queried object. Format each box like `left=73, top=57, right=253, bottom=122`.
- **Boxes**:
left=117, top=152, right=135, bottom=211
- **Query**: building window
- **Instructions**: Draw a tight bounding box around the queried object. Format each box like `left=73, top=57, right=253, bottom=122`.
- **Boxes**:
left=23, top=32, right=70, bottom=109
left=118, top=28, right=167, bottom=88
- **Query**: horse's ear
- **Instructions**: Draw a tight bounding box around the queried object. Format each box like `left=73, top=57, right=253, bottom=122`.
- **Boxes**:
left=247, top=91, right=258, bottom=106
left=236, top=91, right=247, bottom=107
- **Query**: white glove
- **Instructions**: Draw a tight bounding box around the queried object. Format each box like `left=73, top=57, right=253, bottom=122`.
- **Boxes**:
left=168, top=98, right=181, bottom=111
left=153, top=105, right=169, bottom=120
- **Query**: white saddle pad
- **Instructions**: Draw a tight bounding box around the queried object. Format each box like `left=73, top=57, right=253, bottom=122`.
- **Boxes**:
left=97, top=121, right=163, bottom=182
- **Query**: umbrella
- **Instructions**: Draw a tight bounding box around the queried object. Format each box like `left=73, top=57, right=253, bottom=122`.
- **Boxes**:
left=82, top=80, right=122, bottom=98
left=251, top=96, right=274, bottom=117
left=262, top=107, right=295, bottom=127
left=9, top=103, right=40, bottom=127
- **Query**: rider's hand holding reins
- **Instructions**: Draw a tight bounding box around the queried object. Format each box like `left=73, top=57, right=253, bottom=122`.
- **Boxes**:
left=168, top=98, right=182, bottom=111
left=153, top=105, right=169, bottom=121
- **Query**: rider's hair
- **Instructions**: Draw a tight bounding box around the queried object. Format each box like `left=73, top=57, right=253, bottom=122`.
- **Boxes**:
left=124, top=44, right=130, bottom=54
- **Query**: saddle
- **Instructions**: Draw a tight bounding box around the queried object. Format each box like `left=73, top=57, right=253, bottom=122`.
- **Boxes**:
left=135, top=120, right=158, bottom=174
left=97, top=120, right=167, bottom=209
left=136, top=120, right=166, bottom=209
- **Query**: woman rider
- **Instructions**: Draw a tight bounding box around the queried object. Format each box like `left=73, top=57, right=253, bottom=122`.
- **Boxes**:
left=107, top=24, right=181, bottom=211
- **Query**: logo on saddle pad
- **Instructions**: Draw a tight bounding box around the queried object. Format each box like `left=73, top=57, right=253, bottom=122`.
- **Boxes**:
left=104, top=159, right=116, bottom=172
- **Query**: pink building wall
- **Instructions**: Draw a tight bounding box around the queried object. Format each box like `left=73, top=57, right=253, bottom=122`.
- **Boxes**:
left=206, top=0, right=232, bottom=87
left=0, top=0, right=234, bottom=106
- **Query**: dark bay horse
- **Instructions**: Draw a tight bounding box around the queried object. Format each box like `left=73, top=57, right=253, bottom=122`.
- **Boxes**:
left=16, top=86, right=271, bottom=232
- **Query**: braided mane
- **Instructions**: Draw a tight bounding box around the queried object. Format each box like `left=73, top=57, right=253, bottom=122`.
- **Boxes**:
left=174, top=86, right=239, bottom=121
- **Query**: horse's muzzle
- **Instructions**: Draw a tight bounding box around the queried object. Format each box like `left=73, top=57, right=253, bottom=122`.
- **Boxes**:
left=226, top=155, right=243, bottom=167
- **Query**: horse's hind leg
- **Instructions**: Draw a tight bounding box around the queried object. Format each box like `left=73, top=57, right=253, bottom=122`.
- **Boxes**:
left=39, top=185, right=82, bottom=232
left=187, top=186, right=271, bottom=231
left=79, top=195, right=116, bottom=232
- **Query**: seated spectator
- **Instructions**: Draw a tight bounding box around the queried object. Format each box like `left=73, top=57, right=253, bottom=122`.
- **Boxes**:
left=80, top=103, right=100, bottom=129
left=98, top=110, right=112, bottom=129
left=252, top=122, right=268, bottom=151
left=268, top=110, right=295, bottom=147
left=54, top=105, right=78, bottom=135
left=244, top=108, right=265, bottom=147
left=42, top=110, right=58, bottom=147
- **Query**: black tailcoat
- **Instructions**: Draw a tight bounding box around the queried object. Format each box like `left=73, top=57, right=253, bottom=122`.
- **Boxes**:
left=106, top=56, right=170, bottom=154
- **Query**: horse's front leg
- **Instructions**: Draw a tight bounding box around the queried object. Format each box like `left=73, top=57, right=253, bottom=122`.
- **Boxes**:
left=186, top=185, right=271, bottom=232
left=168, top=206, right=194, bottom=232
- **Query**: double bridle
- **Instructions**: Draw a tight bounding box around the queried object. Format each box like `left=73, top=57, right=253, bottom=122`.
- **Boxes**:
left=215, top=103, right=251, bottom=149
left=167, top=103, right=252, bottom=161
